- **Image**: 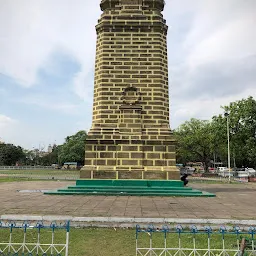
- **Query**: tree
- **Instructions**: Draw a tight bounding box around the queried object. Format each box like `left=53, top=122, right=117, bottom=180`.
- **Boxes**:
left=175, top=118, right=214, bottom=171
left=175, top=97, right=256, bottom=170
left=210, top=115, right=228, bottom=166
left=40, top=144, right=61, bottom=166
left=213, top=96, right=256, bottom=168
left=58, top=130, right=87, bottom=165
left=0, top=143, right=26, bottom=166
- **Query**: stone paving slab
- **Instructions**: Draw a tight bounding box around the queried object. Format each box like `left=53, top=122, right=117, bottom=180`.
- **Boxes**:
left=0, top=181, right=255, bottom=219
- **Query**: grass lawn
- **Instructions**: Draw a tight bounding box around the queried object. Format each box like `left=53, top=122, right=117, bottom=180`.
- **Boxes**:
left=0, top=177, right=35, bottom=183
left=0, top=227, right=252, bottom=256
left=189, top=179, right=240, bottom=184
left=0, top=169, right=80, bottom=181
left=0, top=169, right=80, bottom=175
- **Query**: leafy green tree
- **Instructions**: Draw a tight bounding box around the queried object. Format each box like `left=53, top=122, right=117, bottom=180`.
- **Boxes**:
left=21, top=149, right=36, bottom=165
left=58, top=130, right=87, bottom=165
left=0, top=143, right=26, bottom=166
left=175, top=97, right=256, bottom=170
left=175, top=118, right=214, bottom=171
left=40, top=145, right=61, bottom=166
left=215, top=96, right=256, bottom=168
left=210, top=115, right=228, bottom=166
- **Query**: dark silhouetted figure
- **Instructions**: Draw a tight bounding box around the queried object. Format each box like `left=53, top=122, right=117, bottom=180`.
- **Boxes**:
left=181, top=174, right=189, bottom=186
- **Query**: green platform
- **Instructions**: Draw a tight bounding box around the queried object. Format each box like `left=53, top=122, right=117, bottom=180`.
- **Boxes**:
left=44, top=179, right=215, bottom=197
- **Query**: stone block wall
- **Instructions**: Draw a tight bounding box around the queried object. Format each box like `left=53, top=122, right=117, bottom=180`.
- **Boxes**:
left=81, top=0, right=179, bottom=180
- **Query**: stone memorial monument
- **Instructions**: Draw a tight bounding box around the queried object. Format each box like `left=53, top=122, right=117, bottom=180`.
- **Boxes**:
left=81, top=0, right=179, bottom=180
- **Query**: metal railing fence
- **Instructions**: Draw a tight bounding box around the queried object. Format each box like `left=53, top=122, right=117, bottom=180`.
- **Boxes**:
left=0, top=220, right=70, bottom=256
left=189, top=176, right=250, bottom=183
left=136, top=224, right=256, bottom=256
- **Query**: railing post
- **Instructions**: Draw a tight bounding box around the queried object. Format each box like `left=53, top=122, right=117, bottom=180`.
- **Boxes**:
left=176, top=224, right=183, bottom=256
left=65, top=221, right=70, bottom=256
left=22, top=221, right=29, bottom=255
left=36, top=221, right=43, bottom=255
left=234, top=226, right=241, bottom=252
left=249, top=227, right=255, bottom=251
left=8, top=221, right=15, bottom=254
left=191, top=225, right=198, bottom=256
left=162, top=225, right=169, bottom=256
left=220, top=226, right=227, bottom=252
left=50, top=221, right=57, bottom=255
left=205, top=226, right=212, bottom=256
left=136, top=225, right=140, bottom=256
left=147, top=224, right=154, bottom=256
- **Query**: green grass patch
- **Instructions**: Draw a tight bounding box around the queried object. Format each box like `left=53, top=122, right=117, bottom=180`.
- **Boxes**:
left=0, top=169, right=80, bottom=175
left=0, top=177, right=34, bottom=183
left=0, top=177, right=66, bottom=183
left=0, top=169, right=80, bottom=182
left=189, top=179, right=240, bottom=184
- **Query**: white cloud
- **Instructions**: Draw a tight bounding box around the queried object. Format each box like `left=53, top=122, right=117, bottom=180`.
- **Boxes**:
left=73, top=71, right=94, bottom=102
left=17, top=94, right=79, bottom=114
left=171, top=87, right=256, bottom=129
left=0, top=0, right=100, bottom=93
left=167, top=0, right=256, bottom=129
left=0, top=114, right=17, bottom=144
left=173, top=0, right=255, bottom=69
left=0, top=114, right=16, bottom=128
left=187, top=15, right=256, bottom=69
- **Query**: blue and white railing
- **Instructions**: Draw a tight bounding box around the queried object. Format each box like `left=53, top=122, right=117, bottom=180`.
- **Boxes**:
left=136, top=224, right=256, bottom=256
left=0, top=220, right=70, bottom=256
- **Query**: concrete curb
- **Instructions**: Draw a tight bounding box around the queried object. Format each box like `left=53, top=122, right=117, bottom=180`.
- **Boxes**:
left=1, top=215, right=255, bottom=229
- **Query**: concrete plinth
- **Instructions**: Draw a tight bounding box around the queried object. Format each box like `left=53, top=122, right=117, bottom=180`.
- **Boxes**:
left=80, top=170, right=180, bottom=180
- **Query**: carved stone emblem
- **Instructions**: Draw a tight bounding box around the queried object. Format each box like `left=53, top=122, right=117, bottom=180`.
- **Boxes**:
left=121, top=86, right=141, bottom=105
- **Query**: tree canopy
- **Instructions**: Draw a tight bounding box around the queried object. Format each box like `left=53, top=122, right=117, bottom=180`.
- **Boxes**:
left=175, top=118, right=213, bottom=171
left=175, top=96, right=256, bottom=170
left=58, top=130, right=87, bottom=165
left=0, top=130, right=87, bottom=167
left=0, top=143, right=25, bottom=166
left=213, top=96, right=256, bottom=168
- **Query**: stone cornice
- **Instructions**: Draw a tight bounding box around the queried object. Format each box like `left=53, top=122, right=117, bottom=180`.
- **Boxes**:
left=100, top=0, right=165, bottom=11
left=96, top=20, right=168, bottom=34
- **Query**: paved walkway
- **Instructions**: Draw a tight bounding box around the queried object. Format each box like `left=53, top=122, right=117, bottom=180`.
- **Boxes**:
left=0, top=181, right=255, bottom=219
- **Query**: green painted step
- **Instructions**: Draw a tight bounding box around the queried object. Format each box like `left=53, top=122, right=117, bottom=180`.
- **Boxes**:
left=44, top=179, right=215, bottom=197
left=66, top=186, right=193, bottom=191
left=56, top=188, right=203, bottom=194
left=45, top=190, right=215, bottom=197
left=75, top=179, right=184, bottom=187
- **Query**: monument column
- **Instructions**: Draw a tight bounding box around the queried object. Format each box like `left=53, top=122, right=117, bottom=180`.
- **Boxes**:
left=81, top=0, right=179, bottom=180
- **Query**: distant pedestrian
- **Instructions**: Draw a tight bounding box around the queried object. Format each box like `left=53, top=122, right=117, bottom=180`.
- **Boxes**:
left=181, top=174, right=189, bottom=186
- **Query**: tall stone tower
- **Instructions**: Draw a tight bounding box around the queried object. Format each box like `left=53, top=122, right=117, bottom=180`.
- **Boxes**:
left=81, top=0, right=179, bottom=180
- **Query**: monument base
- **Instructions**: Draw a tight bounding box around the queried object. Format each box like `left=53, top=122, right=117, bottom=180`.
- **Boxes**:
left=80, top=168, right=180, bottom=180
left=83, top=131, right=179, bottom=180
left=44, top=179, right=215, bottom=197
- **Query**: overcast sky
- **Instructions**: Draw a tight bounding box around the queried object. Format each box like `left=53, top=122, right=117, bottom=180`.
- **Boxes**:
left=0, top=0, right=256, bottom=149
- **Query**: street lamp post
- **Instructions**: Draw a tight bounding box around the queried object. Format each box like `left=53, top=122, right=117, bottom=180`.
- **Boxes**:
left=224, top=112, right=231, bottom=183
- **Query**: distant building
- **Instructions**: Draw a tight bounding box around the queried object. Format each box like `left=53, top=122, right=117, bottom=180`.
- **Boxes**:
left=48, top=144, right=53, bottom=153
left=31, top=148, right=49, bottom=158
